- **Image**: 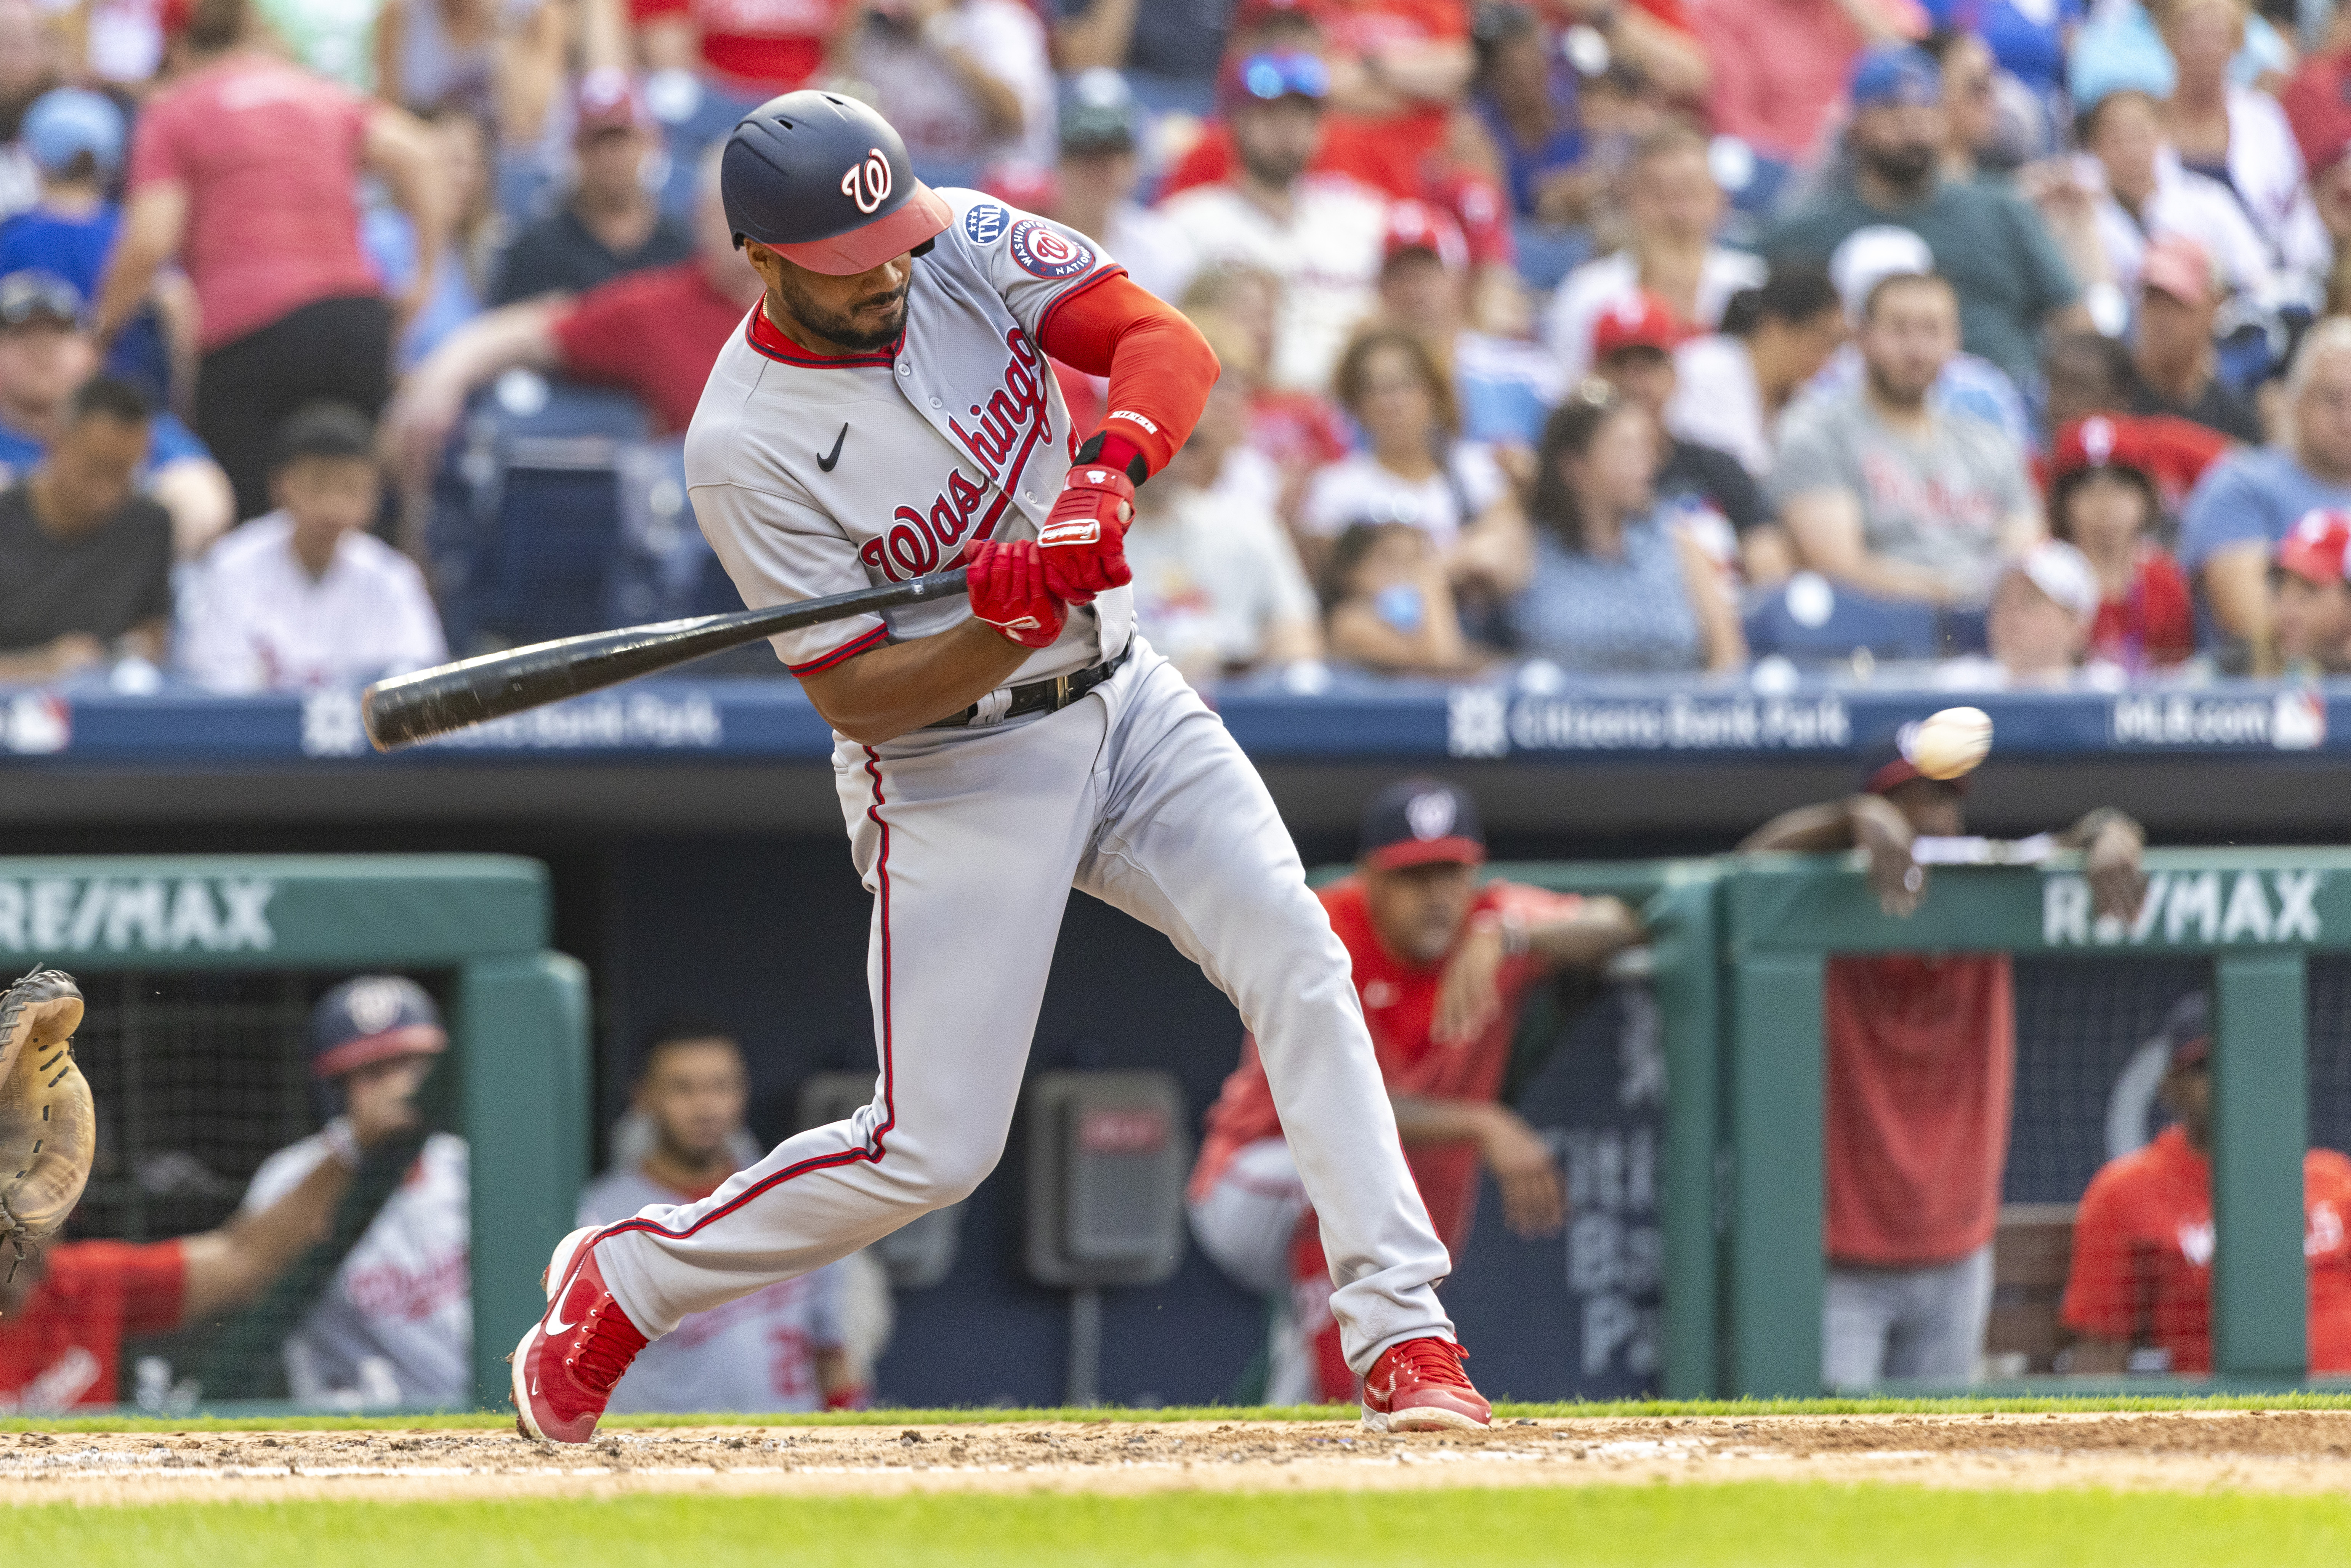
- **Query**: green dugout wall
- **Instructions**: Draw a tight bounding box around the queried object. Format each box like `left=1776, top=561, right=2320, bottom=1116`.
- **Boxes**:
left=1709, top=847, right=2351, bottom=1398
left=0, top=856, right=588, bottom=1410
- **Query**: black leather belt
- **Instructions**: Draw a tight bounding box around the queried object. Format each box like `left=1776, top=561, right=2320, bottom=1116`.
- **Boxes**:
left=929, top=646, right=1131, bottom=728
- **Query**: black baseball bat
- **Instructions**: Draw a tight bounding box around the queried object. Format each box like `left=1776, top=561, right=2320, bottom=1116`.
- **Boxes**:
left=361, top=569, right=970, bottom=751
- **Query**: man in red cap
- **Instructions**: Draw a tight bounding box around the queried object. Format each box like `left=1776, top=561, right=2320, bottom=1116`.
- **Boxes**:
left=1743, top=757, right=2146, bottom=1388
left=489, top=69, right=693, bottom=308
left=2124, top=235, right=2262, bottom=445
left=2272, top=509, right=2351, bottom=676
left=1189, top=777, right=1644, bottom=1402
left=1588, top=289, right=1774, bottom=578
left=2063, top=993, right=2351, bottom=1376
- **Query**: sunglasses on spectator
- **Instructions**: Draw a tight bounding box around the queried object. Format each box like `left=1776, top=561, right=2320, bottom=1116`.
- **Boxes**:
left=1237, top=53, right=1331, bottom=104
left=0, top=272, right=83, bottom=331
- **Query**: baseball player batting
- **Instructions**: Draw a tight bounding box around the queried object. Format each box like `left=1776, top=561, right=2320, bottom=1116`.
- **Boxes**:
left=511, top=91, right=1487, bottom=1442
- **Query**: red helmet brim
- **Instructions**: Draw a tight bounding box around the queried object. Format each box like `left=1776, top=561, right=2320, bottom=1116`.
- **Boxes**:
left=767, top=183, right=953, bottom=276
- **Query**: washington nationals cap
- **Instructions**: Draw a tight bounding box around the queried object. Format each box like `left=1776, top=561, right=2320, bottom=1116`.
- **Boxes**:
left=311, top=976, right=447, bottom=1080
left=1359, top=777, right=1486, bottom=870
left=722, top=91, right=952, bottom=276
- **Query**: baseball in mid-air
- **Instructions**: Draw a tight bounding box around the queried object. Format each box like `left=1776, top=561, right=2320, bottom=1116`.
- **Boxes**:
left=1909, top=706, right=1994, bottom=780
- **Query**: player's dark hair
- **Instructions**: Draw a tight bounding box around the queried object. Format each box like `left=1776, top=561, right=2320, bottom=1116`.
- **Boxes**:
left=1529, top=382, right=1644, bottom=556
left=635, top=1017, right=744, bottom=1081
left=1720, top=263, right=1841, bottom=338
left=272, top=401, right=377, bottom=472
left=66, top=375, right=149, bottom=427
left=1334, top=326, right=1459, bottom=437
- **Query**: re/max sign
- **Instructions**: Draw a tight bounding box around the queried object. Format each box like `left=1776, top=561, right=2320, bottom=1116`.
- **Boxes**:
left=2043, top=870, right=2322, bottom=947
left=0, top=879, right=277, bottom=953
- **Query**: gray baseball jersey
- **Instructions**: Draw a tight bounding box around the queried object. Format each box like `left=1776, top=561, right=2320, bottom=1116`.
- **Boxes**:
left=590, top=193, right=1459, bottom=1383
left=688, top=189, right=1132, bottom=684
left=240, top=1131, right=470, bottom=1408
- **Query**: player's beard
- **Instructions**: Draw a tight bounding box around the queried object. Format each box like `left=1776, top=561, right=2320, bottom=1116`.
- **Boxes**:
left=772, top=271, right=912, bottom=354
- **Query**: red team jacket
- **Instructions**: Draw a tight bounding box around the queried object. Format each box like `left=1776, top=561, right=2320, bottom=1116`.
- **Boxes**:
left=1193, top=876, right=1579, bottom=1250
left=2062, top=1125, right=2351, bottom=1373
left=0, top=1240, right=185, bottom=1411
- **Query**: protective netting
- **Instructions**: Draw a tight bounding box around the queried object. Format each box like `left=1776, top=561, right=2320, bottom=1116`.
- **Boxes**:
left=45, top=972, right=461, bottom=1410
left=1833, top=955, right=2350, bottom=1387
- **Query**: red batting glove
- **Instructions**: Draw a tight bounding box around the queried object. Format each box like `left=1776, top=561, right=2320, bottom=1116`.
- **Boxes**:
left=966, top=539, right=1067, bottom=649
left=1036, top=464, right=1134, bottom=604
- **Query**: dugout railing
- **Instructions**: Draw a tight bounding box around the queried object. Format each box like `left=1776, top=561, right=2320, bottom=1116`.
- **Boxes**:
left=0, top=855, right=588, bottom=1412
left=1712, top=848, right=2351, bottom=1398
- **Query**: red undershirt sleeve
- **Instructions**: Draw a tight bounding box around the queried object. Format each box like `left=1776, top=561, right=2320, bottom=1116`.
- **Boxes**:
left=1035, top=272, right=1220, bottom=480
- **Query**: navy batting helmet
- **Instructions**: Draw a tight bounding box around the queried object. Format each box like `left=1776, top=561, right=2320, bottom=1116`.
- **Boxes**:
left=722, top=91, right=952, bottom=276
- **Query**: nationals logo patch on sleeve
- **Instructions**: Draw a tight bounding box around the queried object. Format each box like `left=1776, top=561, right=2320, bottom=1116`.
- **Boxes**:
left=1007, top=219, right=1096, bottom=280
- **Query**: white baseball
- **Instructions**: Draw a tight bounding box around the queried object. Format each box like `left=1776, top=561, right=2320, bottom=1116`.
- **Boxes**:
left=1908, top=706, right=1994, bottom=781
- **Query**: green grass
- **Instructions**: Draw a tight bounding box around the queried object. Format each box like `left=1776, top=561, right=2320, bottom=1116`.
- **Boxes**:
left=10, top=1389, right=2351, bottom=1434
left=11, top=1486, right=2351, bottom=1566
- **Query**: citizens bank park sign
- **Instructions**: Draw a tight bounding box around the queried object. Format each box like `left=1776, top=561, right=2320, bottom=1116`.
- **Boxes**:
left=0, top=878, right=277, bottom=954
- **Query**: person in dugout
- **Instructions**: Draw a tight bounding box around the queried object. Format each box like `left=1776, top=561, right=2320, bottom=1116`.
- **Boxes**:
left=2062, top=992, right=2351, bottom=1375
left=0, top=1022, right=430, bottom=1413
left=1187, top=777, right=1645, bottom=1403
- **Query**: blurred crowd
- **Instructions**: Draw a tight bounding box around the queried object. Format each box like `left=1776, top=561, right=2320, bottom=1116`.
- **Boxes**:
left=13, top=0, right=2351, bottom=694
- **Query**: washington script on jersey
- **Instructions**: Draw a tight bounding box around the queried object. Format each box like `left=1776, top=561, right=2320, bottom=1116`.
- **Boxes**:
left=865, top=327, right=1065, bottom=583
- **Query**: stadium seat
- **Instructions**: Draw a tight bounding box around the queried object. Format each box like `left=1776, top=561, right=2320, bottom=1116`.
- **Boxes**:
left=428, top=373, right=652, bottom=653
left=1742, top=573, right=1942, bottom=666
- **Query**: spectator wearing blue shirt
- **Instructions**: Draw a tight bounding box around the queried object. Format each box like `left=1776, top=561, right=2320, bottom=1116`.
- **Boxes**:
left=1375, top=199, right=1559, bottom=454
left=1469, top=5, right=1589, bottom=226
left=2178, top=317, right=2351, bottom=671
left=0, top=271, right=232, bottom=558
left=1921, top=0, right=2079, bottom=99
left=0, top=89, right=177, bottom=405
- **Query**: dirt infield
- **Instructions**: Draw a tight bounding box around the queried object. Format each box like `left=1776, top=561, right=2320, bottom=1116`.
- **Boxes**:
left=7, top=1410, right=2351, bottom=1505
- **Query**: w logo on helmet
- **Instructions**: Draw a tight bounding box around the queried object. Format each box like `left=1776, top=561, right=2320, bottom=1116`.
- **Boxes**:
left=841, top=149, right=892, bottom=215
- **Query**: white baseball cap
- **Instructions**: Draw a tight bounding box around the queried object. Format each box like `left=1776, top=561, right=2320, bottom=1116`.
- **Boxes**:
left=2004, top=540, right=2101, bottom=625
left=1830, top=225, right=1936, bottom=323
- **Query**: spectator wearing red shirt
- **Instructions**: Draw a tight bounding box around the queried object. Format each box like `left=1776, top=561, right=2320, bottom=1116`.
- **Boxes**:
left=90, top=0, right=450, bottom=521
left=383, top=149, right=766, bottom=490
left=1189, top=777, right=1644, bottom=1402
left=0, top=1051, right=426, bottom=1412
left=1689, top=0, right=1926, bottom=165
left=1742, top=753, right=2147, bottom=1390
left=2062, top=993, right=2351, bottom=1376
left=2047, top=415, right=2200, bottom=674
left=2271, top=509, right=2351, bottom=678
left=633, top=0, right=856, bottom=101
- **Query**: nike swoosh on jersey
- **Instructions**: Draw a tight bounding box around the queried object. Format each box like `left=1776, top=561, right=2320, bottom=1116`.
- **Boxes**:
left=817, top=423, right=848, bottom=472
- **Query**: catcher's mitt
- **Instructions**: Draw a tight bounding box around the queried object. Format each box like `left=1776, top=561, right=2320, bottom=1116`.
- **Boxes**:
left=0, top=969, right=93, bottom=1268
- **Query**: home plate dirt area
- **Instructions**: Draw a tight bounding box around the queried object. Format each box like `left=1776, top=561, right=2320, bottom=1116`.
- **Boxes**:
left=8, top=1411, right=2351, bottom=1505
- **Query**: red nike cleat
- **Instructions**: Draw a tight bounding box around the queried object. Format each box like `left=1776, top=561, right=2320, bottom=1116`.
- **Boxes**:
left=511, top=1225, right=649, bottom=1444
left=1360, top=1337, right=1492, bottom=1432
